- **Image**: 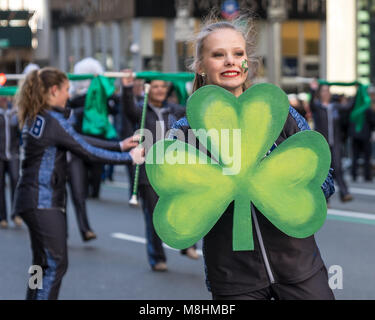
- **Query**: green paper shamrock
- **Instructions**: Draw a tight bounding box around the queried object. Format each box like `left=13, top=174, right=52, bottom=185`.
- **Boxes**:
left=145, top=83, right=331, bottom=251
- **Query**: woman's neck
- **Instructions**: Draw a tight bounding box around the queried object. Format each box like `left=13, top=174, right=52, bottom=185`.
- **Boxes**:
left=229, top=86, right=244, bottom=97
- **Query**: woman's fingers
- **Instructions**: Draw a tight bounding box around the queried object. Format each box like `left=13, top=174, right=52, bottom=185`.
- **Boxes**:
left=130, top=146, right=145, bottom=165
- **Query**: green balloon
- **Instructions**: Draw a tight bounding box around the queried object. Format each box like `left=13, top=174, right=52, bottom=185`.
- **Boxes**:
left=146, top=83, right=331, bottom=251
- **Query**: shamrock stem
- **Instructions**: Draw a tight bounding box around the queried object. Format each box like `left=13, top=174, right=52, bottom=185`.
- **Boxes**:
left=232, top=196, right=254, bottom=251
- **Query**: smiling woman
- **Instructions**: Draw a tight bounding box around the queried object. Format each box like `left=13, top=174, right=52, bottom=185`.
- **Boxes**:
left=168, top=14, right=336, bottom=301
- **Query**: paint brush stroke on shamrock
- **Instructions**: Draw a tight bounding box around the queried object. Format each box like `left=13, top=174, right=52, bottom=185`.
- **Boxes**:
left=145, top=83, right=331, bottom=251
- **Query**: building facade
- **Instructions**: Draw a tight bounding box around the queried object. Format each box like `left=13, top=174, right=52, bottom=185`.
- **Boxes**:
left=0, top=0, right=368, bottom=94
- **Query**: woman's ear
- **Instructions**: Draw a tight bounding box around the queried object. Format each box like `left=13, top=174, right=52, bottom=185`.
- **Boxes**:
left=50, top=85, right=57, bottom=97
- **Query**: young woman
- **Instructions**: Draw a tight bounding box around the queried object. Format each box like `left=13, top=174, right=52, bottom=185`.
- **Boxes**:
left=171, top=17, right=336, bottom=300
left=13, top=67, right=144, bottom=300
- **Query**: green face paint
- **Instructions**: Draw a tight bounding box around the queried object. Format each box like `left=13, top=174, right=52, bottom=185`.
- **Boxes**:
left=241, top=59, right=248, bottom=73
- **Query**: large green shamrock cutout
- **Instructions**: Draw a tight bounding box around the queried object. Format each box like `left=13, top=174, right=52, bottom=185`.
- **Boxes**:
left=145, top=83, right=331, bottom=251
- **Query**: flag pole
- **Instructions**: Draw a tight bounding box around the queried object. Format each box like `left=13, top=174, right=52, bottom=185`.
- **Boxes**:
left=128, top=83, right=151, bottom=206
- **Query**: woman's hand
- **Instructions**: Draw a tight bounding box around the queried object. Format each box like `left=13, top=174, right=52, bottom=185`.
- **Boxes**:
left=121, top=69, right=135, bottom=87
left=130, top=146, right=145, bottom=165
left=120, top=134, right=141, bottom=151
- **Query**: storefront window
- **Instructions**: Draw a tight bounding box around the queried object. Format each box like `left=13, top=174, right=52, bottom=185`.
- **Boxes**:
left=282, top=20, right=320, bottom=78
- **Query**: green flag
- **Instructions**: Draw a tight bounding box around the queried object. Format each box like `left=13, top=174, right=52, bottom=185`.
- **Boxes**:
left=318, top=80, right=369, bottom=133
left=350, top=83, right=370, bottom=133
left=82, top=75, right=118, bottom=139
left=0, top=86, right=18, bottom=96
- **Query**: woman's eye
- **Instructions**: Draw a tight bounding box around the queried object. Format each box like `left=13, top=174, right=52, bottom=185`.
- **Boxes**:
left=213, top=52, right=224, bottom=57
left=235, top=52, right=244, bottom=56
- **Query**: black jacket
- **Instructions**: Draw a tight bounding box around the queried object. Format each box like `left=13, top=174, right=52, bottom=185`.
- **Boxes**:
left=13, top=106, right=133, bottom=216
left=0, top=107, right=20, bottom=161
left=349, top=108, right=375, bottom=141
left=310, top=97, right=353, bottom=147
left=121, top=85, right=185, bottom=185
left=172, top=107, right=334, bottom=295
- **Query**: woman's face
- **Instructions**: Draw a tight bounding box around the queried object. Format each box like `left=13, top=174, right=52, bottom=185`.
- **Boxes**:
left=319, top=85, right=331, bottom=103
left=49, top=79, right=70, bottom=108
left=199, top=28, right=248, bottom=97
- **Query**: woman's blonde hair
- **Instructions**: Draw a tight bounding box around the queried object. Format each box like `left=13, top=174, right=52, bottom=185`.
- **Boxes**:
left=16, top=67, right=67, bottom=128
left=188, top=13, right=260, bottom=93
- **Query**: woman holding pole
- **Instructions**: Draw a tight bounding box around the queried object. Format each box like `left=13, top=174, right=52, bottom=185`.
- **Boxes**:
left=121, top=71, right=199, bottom=272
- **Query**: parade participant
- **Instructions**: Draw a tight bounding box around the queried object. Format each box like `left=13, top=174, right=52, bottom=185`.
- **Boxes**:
left=13, top=67, right=144, bottom=300
left=171, top=17, right=335, bottom=300
left=0, top=97, right=22, bottom=228
left=310, top=82, right=353, bottom=202
left=121, top=74, right=199, bottom=272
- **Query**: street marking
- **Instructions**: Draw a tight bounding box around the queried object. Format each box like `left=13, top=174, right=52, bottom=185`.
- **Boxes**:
left=327, top=208, right=375, bottom=225
left=104, top=181, right=130, bottom=188
left=349, top=187, right=375, bottom=196
left=111, top=232, right=203, bottom=256
left=328, top=209, right=375, bottom=220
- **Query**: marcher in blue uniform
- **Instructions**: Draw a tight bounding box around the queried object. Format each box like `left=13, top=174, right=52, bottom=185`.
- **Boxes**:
left=13, top=67, right=144, bottom=300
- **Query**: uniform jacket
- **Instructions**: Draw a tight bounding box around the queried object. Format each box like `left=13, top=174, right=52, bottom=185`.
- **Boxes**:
left=13, top=106, right=132, bottom=215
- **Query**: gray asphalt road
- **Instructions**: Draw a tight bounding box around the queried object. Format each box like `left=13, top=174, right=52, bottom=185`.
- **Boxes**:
left=1, top=169, right=375, bottom=300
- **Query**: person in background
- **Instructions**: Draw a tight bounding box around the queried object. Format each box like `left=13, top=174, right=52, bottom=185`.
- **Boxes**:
left=121, top=73, right=200, bottom=272
left=310, top=81, right=353, bottom=202
left=0, top=97, right=22, bottom=228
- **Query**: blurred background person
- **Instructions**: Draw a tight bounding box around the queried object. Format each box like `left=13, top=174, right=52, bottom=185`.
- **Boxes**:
left=310, top=80, right=353, bottom=202
left=0, top=96, right=21, bottom=228
left=121, top=71, right=199, bottom=272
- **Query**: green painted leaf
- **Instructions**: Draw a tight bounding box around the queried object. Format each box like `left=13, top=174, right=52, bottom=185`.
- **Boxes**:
left=146, top=83, right=331, bottom=251
left=146, top=140, right=235, bottom=249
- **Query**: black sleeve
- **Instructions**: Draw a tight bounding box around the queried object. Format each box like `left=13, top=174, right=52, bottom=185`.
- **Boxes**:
left=172, top=103, right=186, bottom=120
left=51, top=115, right=132, bottom=164
left=121, top=86, right=142, bottom=124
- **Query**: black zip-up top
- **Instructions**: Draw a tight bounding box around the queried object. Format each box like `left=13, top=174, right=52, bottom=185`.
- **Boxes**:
left=121, top=85, right=185, bottom=185
left=13, top=106, right=132, bottom=216
left=0, top=107, right=20, bottom=161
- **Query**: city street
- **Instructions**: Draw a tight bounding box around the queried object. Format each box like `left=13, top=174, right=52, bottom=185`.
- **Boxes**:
left=1, top=167, right=375, bottom=300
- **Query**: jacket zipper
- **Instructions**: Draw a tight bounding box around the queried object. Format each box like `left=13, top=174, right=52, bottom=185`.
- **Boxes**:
left=251, top=203, right=275, bottom=284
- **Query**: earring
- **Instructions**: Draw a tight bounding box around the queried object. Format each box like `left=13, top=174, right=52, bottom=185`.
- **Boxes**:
left=201, top=72, right=206, bottom=77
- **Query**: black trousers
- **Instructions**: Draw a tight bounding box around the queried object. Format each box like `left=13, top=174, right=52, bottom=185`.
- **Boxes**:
left=351, top=138, right=372, bottom=181
left=67, top=154, right=93, bottom=239
left=330, top=144, right=349, bottom=198
left=86, top=162, right=103, bottom=198
left=0, top=158, right=19, bottom=221
left=139, top=184, right=196, bottom=267
left=212, top=266, right=335, bottom=300
left=21, top=208, right=68, bottom=300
